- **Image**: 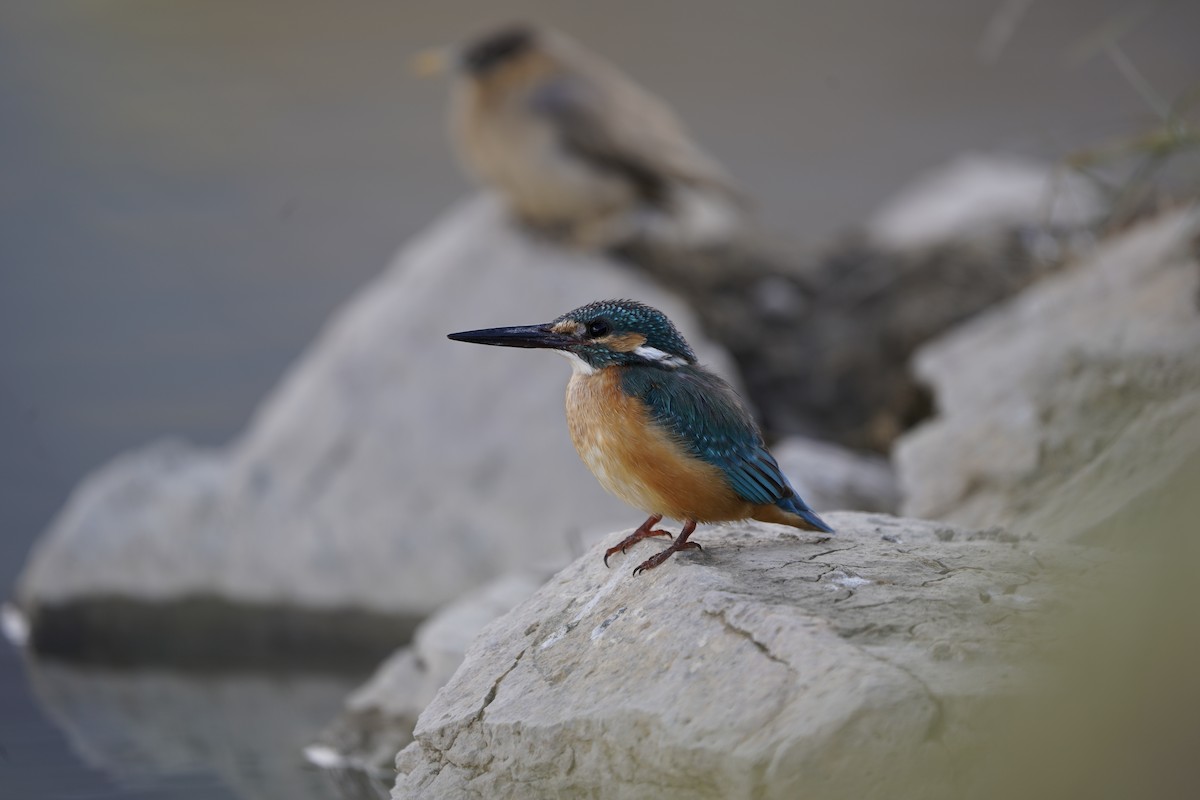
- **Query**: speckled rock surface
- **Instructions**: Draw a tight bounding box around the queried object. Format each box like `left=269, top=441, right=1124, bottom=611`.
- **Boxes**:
left=393, top=512, right=1084, bottom=800
left=895, top=207, right=1200, bottom=538
left=16, top=197, right=737, bottom=638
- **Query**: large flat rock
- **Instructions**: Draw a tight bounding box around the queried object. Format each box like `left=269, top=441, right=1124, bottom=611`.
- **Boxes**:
left=394, top=512, right=1087, bottom=799
left=16, top=197, right=737, bottom=646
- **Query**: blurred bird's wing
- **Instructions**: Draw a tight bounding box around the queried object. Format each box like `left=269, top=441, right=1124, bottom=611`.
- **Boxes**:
left=620, top=366, right=793, bottom=506
left=528, top=77, right=673, bottom=206
left=526, top=68, right=739, bottom=206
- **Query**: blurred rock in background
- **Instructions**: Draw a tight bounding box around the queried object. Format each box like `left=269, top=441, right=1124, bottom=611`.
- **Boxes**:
left=896, top=207, right=1200, bottom=539
left=772, top=436, right=899, bottom=513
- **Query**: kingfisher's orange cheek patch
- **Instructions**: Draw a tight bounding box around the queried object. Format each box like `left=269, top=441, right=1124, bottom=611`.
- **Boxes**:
left=601, top=333, right=647, bottom=353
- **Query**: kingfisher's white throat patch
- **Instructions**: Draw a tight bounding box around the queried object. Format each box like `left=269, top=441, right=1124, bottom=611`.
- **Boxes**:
left=554, top=349, right=597, bottom=375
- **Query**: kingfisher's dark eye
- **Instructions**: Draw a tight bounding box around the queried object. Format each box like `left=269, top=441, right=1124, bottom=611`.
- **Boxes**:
left=586, top=320, right=611, bottom=338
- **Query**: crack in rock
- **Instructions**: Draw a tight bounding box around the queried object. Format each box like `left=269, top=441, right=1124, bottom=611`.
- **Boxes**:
left=705, top=607, right=792, bottom=671
left=476, top=647, right=526, bottom=723
left=919, top=565, right=989, bottom=587
left=805, top=546, right=853, bottom=562
left=434, top=647, right=528, bottom=777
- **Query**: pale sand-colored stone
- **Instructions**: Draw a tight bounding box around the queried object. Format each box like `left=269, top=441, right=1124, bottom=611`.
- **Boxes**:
left=394, top=512, right=1085, bottom=799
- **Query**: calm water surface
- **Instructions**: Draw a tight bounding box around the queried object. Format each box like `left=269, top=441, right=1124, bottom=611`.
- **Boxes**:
left=2, top=1, right=1198, bottom=797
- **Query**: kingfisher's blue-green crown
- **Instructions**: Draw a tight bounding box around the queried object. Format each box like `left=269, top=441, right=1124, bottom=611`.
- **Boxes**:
left=554, top=299, right=697, bottom=369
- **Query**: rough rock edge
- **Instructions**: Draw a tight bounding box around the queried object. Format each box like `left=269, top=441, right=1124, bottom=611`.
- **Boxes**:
left=310, top=574, right=546, bottom=772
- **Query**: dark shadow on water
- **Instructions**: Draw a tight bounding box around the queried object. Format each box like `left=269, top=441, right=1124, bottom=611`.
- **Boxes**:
left=27, top=595, right=419, bottom=673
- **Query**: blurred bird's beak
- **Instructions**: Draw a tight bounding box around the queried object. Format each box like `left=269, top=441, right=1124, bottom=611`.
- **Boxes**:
left=411, top=46, right=454, bottom=77
left=448, top=324, right=573, bottom=350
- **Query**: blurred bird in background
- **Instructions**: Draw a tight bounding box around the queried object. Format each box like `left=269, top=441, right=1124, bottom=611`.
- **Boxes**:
left=448, top=299, right=833, bottom=574
left=415, top=23, right=744, bottom=249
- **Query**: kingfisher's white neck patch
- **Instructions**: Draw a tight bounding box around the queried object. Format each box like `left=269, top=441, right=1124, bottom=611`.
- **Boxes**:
left=634, top=345, right=688, bottom=368
left=554, top=349, right=597, bottom=375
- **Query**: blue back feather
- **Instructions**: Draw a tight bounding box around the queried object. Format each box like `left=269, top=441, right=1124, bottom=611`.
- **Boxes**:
left=620, top=365, right=832, bottom=532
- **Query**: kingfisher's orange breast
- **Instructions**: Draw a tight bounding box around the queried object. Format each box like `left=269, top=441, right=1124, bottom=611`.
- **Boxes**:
left=565, top=368, right=753, bottom=522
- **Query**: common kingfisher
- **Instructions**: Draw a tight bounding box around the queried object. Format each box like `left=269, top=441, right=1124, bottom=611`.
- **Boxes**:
left=448, top=299, right=833, bottom=574
left=414, top=23, right=742, bottom=248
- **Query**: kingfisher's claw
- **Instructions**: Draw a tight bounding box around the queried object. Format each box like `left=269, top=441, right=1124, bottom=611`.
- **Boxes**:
left=601, top=517, right=676, bottom=568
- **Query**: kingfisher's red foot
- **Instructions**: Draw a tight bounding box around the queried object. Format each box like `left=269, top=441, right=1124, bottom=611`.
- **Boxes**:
left=603, top=514, right=671, bottom=567
left=630, top=518, right=701, bottom=575
left=632, top=539, right=703, bottom=575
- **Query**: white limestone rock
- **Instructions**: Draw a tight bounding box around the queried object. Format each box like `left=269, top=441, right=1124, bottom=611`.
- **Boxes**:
left=867, top=153, right=1103, bottom=252
left=894, top=207, right=1200, bottom=537
left=17, top=196, right=738, bottom=625
left=394, top=512, right=1082, bottom=800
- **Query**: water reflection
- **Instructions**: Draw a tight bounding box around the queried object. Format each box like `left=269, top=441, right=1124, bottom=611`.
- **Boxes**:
left=23, top=655, right=389, bottom=800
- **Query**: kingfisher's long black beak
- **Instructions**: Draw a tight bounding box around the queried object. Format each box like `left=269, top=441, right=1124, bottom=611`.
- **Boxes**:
left=447, top=324, right=573, bottom=350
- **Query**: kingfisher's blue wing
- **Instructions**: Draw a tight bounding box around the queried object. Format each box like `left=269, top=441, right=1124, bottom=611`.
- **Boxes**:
left=620, top=366, right=793, bottom=506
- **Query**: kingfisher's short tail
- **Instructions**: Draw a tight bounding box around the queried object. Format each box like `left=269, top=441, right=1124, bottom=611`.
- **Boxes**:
left=752, top=492, right=834, bottom=532
left=774, top=493, right=835, bottom=533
